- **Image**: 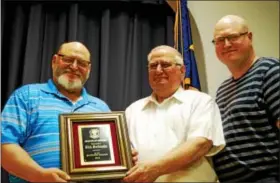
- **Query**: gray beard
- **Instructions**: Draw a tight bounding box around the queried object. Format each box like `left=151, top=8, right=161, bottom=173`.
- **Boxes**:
left=57, top=74, right=83, bottom=91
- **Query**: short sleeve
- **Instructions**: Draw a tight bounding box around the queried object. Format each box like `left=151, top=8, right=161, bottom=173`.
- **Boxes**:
left=1, top=86, right=30, bottom=145
left=100, top=102, right=111, bottom=112
left=187, top=95, right=225, bottom=156
left=262, top=61, right=280, bottom=123
left=97, top=97, right=111, bottom=112
left=125, top=106, right=131, bottom=125
left=125, top=105, right=133, bottom=147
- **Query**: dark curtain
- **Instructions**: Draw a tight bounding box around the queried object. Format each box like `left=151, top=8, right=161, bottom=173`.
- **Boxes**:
left=1, top=0, right=174, bottom=110
left=1, top=0, right=174, bottom=182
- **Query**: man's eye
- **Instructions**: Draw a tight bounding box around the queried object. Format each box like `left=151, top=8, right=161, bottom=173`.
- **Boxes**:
left=216, top=37, right=225, bottom=42
left=150, top=64, right=158, bottom=69
left=63, top=58, right=73, bottom=63
left=161, top=63, right=171, bottom=68
left=78, top=61, right=88, bottom=67
left=228, top=34, right=239, bottom=40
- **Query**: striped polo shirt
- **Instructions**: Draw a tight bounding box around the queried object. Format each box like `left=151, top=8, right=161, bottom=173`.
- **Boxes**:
left=213, top=57, right=280, bottom=182
left=1, top=79, right=110, bottom=183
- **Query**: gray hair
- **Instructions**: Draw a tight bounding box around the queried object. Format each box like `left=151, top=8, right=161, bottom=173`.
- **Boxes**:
left=147, top=45, right=184, bottom=65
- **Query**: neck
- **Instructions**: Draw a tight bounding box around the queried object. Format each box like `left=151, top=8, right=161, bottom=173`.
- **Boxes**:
left=153, top=87, right=179, bottom=103
left=59, top=88, right=82, bottom=102
left=54, top=80, right=82, bottom=102
left=154, top=94, right=166, bottom=103
left=229, top=54, right=258, bottom=80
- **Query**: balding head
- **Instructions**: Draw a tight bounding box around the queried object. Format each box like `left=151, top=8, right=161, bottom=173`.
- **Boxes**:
left=213, top=15, right=255, bottom=76
left=214, top=15, right=249, bottom=37
left=147, top=45, right=186, bottom=102
left=52, top=41, right=92, bottom=93
left=147, top=45, right=183, bottom=65
left=58, top=42, right=91, bottom=62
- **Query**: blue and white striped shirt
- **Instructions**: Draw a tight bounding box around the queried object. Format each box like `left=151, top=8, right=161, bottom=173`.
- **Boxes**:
left=213, top=57, right=280, bottom=182
left=1, top=79, right=110, bottom=183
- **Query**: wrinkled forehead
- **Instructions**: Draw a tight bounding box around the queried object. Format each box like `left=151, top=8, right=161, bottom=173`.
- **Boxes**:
left=214, top=21, right=246, bottom=37
left=150, top=55, right=176, bottom=63
left=59, top=45, right=90, bottom=61
left=149, top=48, right=181, bottom=63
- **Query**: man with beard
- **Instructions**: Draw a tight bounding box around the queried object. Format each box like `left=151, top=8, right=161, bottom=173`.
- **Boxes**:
left=1, top=42, right=110, bottom=183
left=123, top=45, right=225, bottom=182
left=212, top=15, right=279, bottom=182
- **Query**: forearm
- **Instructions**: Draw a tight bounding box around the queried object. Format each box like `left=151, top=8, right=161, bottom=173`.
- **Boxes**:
left=156, top=137, right=212, bottom=175
left=2, top=144, right=44, bottom=181
left=276, top=120, right=280, bottom=129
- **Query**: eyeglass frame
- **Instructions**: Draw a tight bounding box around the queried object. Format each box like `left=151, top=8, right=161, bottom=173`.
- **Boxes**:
left=212, top=32, right=248, bottom=45
left=147, top=61, right=182, bottom=71
left=57, top=54, right=91, bottom=68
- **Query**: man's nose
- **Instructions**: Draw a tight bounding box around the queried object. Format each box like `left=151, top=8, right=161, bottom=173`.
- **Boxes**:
left=224, top=39, right=232, bottom=47
left=70, top=60, right=79, bottom=69
left=156, top=64, right=163, bottom=72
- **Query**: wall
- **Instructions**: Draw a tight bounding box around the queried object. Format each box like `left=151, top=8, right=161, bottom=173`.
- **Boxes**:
left=168, top=1, right=279, bottom=98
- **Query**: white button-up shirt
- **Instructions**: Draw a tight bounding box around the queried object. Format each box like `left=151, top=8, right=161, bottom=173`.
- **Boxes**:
left=125, top=87, right=225, bottom=182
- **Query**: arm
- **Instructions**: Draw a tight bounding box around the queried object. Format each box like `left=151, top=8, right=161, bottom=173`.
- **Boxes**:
left=2, top=144, right=70, bottom=182
left=1, top=86, right=70, bottom=182
left=124, top=94, right=222, bottom=182
left=1, top=144, right=70, bottom=182
left=124, top=137, right=212, bottom=182
left=155, top=137, right=212, bottom=174
left=262, top=60, right=280, bottom=128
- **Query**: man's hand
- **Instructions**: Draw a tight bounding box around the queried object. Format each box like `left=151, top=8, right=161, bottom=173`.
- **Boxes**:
left=32, top=168, right=70, bottom=182
left=131, top=148, right=138, bottom=165
left=276, top=120, right=280, bottom=129
left=123, top=161, right=161, bottom=182
left=2, top=144, right=70, bottom=182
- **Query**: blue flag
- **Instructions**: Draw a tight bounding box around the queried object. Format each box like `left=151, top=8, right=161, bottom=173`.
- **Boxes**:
left=174, top=0, right=201, bottom=90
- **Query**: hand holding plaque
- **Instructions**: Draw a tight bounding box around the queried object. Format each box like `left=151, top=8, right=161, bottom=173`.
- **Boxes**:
left=59, top=112, right=133, bottom=181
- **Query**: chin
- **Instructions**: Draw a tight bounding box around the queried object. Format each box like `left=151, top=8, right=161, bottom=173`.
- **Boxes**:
left=152, top=83, right=170, bottom=91
left=155, top=78, right=169, bottom=84
left=57, top=75, right=83, bottom=90
left=222, top=56, right=239, bottom=64
left=153, top=82, right=167, bottom=87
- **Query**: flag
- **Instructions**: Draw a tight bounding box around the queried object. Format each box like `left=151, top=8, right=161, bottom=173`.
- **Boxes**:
left=174, top=0, right=201, bottom=90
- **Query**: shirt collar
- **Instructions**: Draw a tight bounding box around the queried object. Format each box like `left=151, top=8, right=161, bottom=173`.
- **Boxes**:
left=142, top=86, right=185, bottom=110
left=41, top=79, right=89, bottom=103
left=39, top=79, right=59, bottom=94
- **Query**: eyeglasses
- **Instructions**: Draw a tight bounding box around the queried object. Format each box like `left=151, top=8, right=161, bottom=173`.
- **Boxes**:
left=148, top=61, right=182, bottom=71
left=212, top=32, right=248, bottom=45
left=57, top=54, right=90, bottom=68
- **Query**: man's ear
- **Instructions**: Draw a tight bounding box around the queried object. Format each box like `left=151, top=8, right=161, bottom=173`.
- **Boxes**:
left=180, top=65, right=186, bottom=73
left=52, top=54, right=58, bottom=64
left=248, top=32, right=253, bottom=41
left=180, top=65, right=186, bottom=80
left=88, top=64, right=92, bottom=73
left=180, top=65, right=186, bottom=77
left=51, top=55, right=58, bottom=70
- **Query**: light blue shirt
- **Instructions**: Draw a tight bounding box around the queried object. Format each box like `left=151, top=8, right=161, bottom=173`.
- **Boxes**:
left=1, top=79, right=110, bottom=183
